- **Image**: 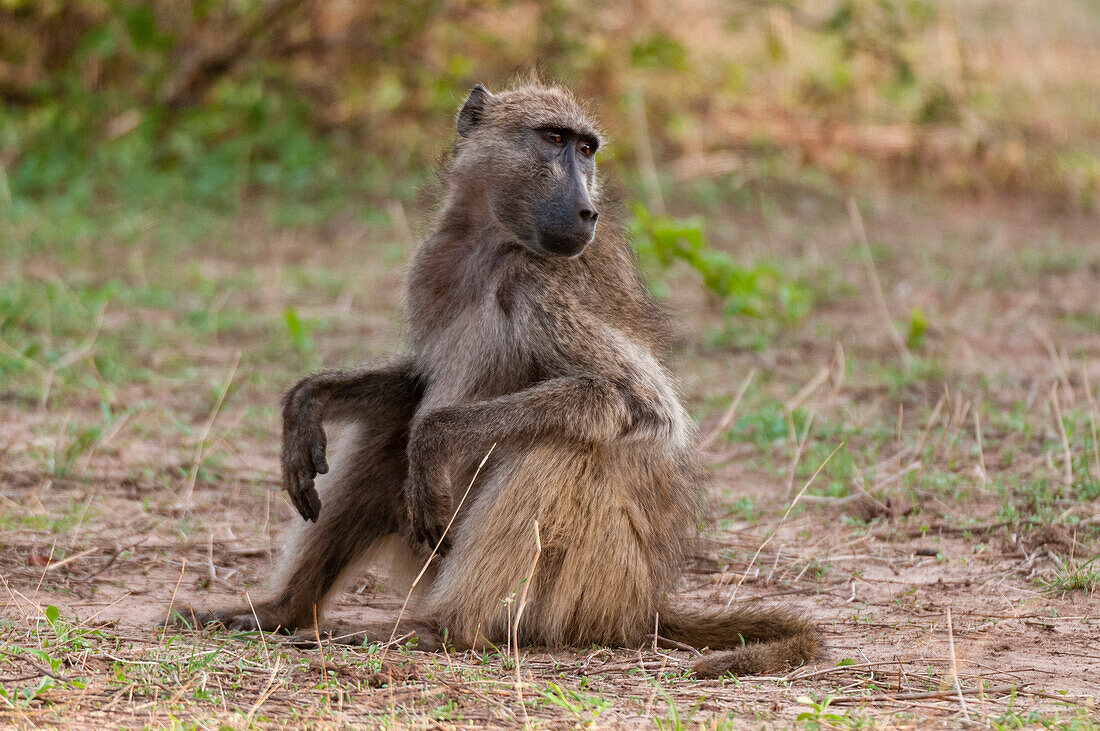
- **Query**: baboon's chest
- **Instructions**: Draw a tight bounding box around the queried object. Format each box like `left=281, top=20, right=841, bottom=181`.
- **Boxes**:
left=416, top=281, right=546, bottom=412
left=409, top=249, right=598, bottom=416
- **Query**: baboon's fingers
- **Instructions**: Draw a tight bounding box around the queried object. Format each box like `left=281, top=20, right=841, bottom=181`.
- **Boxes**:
left=424, top=519, right=454, bottom=554
left=284, top=631, right=323, bottom=648
left=409, top=513, right=442, bottom=552
left=187, top=607, right=257, bottom=631
left=297, top=479, right=320, bottom=521
left=304, top=485, right=322, bottom=520
left=311, top=440, right=329, bottom=475
left=427, top=534, right=452, bottom=556
left=407, top=499, right=436, bottom=546
left=287, top=472, right=320, bottom=522
left=286, top=473, right=305, bottom=518
left=165, top=607, right=197, bottom=629
left=409, top=521, right=430, bottom=548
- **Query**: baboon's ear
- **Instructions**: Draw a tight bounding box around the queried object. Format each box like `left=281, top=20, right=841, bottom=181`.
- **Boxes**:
left=457, top=84, right=491, bottom=138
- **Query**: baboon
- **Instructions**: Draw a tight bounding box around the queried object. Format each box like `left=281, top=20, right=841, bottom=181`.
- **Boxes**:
left=189, top=83, right=820, bottom=677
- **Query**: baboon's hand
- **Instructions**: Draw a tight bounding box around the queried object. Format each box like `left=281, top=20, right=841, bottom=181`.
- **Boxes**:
left=405, top=470, right=454, bottom=552
left=282, top=384, right=329, bottom=522
left=405, top=415, right=455, bottom=550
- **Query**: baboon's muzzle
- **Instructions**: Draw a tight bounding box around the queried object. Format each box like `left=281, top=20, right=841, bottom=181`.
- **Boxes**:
left=536, top=172, right=599, bottom=258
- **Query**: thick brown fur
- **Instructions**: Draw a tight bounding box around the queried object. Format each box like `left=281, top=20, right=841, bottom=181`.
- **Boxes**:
left=187, top=82, right=820, bottom=677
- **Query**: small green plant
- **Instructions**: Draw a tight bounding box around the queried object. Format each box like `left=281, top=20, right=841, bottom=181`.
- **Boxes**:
left=801, top=558, right=833, bottom=579
left=727, top=399, right=809, bottom=450
left=629, top=203, right=811, bottom=346
left=795, top=695, right=847, bottom=729
left=428, top=699, right=461, bottom=721
left=1039, top=553, right=1100, bottom=596
left=537, top=681, right=610, bottom=724
left=906, top=306, right=929, bottom=349
left=53, top=422, right=102, bottom=477
left=650, top=682, right=704, bottom=731
left=283, top=306, right=316, bottom=357
left=729, top=496, right=757, bottom=522
left=0, top=606, right=92, bottom=708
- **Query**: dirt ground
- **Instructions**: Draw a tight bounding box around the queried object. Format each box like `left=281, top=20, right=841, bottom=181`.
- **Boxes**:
left=1, top=192, right=1098, bottom=728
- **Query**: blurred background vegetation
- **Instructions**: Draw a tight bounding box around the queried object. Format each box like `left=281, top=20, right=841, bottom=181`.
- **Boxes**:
left=1, top=0, right=1099, bottom=393
left=4, top=0, right=1099, bottom=234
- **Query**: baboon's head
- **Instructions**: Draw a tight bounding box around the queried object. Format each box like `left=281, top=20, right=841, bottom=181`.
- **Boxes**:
left=451, top=83, right=603, bottom=258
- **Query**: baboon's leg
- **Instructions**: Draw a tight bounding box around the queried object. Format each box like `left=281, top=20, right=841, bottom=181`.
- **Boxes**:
left=405, top=375, right=670, bottom=547
left=190, top=360, right=424, bottom=633
left=402, top=375, right=694, bottom=647
left=426, top=444, right=672, bottom=650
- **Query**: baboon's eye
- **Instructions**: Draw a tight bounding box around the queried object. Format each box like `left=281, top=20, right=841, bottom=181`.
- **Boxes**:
left=543, top=130, right=565, bottom=145
left=578, top=141, right=593, bottom=156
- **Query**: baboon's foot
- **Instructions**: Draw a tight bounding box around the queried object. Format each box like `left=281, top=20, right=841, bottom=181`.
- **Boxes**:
left=174, top=603, right=301, bottom=633
left=284, top=620, right=442, bottom=652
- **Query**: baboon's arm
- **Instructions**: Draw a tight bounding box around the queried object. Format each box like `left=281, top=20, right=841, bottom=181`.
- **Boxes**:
left=283, top=357, right=422, bottom=421
left=404, top=374, right=662, bottom=546
left=282, top=358, right=422, bottom=521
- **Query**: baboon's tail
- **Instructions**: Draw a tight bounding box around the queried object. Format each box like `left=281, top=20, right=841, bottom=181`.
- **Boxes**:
left=658, top=604, right=821, bottom=678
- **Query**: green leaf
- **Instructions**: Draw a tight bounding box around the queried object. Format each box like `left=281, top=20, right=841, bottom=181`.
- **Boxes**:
left=283, top=306, right=314, bottom=356
left=45, top=605, right=60, bottom=627
left=906, top=306, right=928, bottom=349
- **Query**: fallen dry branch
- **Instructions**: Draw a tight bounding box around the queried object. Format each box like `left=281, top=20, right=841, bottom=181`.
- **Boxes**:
left=828, top=683, right=1021, bottom=705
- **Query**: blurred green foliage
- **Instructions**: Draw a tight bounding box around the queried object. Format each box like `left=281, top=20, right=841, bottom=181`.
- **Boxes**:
left=905, top=306, right=928, bottom=350
left=282, top=305, right=315, bottom=357
left=630, top=203, right=811, bottom=347
left=0, top=1, right=1097, bottom=356
left=2, top=0, right=1096, bottom=233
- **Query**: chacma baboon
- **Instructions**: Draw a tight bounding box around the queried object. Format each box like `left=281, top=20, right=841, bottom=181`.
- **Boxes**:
left=189, top=82, right=819, bottom=677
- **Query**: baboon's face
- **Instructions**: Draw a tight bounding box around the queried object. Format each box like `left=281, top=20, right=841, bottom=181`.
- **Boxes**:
left=513, top=126, right=599, bottom=258
left=456, top=85, right=603, bottom=259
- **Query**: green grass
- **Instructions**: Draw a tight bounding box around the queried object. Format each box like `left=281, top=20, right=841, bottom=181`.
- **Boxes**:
left=536, top=681, right=611, bottom=724
left=1039, top=554, right=1100, bottom=596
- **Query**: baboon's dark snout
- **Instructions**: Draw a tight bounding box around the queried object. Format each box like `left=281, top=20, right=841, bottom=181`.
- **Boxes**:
left=578, top=203, right=599, bottom=223
left=532, top=175, right=599, bottom=256
left=577, top=202, right=598, bottom=240
left=575, top=197, right=598, bottom=244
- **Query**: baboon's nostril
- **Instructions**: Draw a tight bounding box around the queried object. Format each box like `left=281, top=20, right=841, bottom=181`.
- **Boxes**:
left=579, top=207, right=599, bottom=223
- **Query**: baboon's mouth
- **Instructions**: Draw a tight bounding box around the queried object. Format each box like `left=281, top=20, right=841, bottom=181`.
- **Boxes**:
left=537, top=228, right=594, bottom=258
